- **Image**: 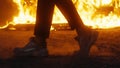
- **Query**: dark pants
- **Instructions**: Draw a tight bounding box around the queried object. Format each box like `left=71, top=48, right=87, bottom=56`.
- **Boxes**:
left=34, top=0, right=85, bottom=38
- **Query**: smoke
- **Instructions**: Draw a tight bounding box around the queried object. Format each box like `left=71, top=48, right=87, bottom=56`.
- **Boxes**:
left=0, top=0, right=19, bottom=26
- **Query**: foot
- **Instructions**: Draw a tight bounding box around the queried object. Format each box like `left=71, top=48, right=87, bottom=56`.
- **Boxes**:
left=14, top=37, right=48, bottom=57
left=75, top=29, right=99, bottom=57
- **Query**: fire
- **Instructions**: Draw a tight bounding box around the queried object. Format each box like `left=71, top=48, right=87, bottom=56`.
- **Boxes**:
left=1, top=0, right=120, bottom=29
left=12, top=0, right=36, bottom=24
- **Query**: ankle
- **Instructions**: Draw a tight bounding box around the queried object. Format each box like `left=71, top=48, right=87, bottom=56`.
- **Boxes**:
left=34, top=36, right=47, bottom=48
left=34, top=36, right=46, bottom=41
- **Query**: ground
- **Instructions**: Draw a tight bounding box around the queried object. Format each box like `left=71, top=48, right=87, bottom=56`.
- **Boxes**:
left=0, top=26, right=120, bottom=68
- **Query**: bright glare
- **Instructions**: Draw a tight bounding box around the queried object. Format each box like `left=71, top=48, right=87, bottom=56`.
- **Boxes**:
left=1, top=0, right=120, bottom=29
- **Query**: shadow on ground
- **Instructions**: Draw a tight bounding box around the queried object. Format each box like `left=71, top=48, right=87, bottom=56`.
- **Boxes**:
left=0, top=55, right=120, bottom=68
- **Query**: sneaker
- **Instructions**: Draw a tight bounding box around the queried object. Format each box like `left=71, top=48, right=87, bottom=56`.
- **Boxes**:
left=75, top=29, right=99, bottom=57
left=13, top=37, right=48, bottom=57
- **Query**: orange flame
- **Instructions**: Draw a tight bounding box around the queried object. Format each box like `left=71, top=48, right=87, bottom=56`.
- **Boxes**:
left=1, top=0, right=120, bottom=29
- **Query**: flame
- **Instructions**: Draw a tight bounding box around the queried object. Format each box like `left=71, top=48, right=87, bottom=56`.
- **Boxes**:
left=75, top=0, right=120, bottom=29
left=1, top=0, right=120, bottom=29
left=12, top=0, right=36, bottom=24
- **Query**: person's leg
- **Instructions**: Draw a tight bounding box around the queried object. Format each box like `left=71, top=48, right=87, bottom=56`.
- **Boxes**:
left=54, top=0, right=87, bottom=35
left=34, top=0, right=55, bottom=39
left=33, top=0, right=55, bottom=49
left=55, top=0, right=98, bottom=57
left=54, top=0, right=84, bottom=30
left=14, top=0, right=55, bottom=56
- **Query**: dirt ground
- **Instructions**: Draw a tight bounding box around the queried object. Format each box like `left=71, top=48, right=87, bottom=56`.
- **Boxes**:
left=0, top=27, right=120, bottom=68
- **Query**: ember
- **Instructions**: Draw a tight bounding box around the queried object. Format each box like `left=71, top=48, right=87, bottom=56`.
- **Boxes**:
left=1, top=0, right=120, bottom=29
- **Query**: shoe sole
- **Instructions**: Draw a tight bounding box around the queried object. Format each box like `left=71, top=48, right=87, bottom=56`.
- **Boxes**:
left=14, top=48, right=48, bottom=57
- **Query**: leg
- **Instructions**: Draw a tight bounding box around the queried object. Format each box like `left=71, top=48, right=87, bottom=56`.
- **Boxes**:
left=13, top=0, right=55, bottom=57
left=55, top=0, right=99, bottom=57
left=34, top=0, right=55, bottom=39
left=55, top=0, right=89, bottom=36
left=54, top=0, right=85, bottom=30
